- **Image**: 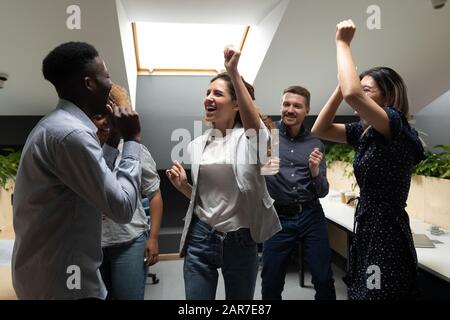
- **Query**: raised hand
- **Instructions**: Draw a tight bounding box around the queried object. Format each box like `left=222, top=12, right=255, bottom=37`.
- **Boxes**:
left=224, top=45, right=241, bottom=74
left=309, top=148, right=323, bottom=178
left=336, top=19, right=356, bottom=45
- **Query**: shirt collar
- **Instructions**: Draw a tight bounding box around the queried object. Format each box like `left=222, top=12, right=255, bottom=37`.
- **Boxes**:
left=56, top=99, right=97, bottom=132
left=277, top=120, right=308, bottom=139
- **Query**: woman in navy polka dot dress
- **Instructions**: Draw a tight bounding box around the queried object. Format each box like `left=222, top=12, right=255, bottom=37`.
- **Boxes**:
left=312, top=20, right=425, bottom=299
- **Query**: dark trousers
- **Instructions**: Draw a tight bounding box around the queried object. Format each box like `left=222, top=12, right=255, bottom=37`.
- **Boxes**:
left=261, top=205, right=336, bottom=300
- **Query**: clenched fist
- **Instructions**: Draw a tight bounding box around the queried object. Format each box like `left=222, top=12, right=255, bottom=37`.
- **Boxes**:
left=224, top=45, right=241, bottom=74
left=309, top=148, right=323, bottom=178
left=336, top=19, right=356, bottom=45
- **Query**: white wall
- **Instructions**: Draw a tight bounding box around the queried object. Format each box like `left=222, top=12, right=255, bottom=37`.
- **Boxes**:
left=0, top=0, right=129, bottom=115
left=253, top=0, right=450, bottom=115
left=239, top=0, right=290, bottom=83
left=136, top=75, right=212, bottom=169
left=415, top=90, right=450, bottom=149
left=1, top=0, right=450, bottom=118
left=115, top=0, right=137, bottom=108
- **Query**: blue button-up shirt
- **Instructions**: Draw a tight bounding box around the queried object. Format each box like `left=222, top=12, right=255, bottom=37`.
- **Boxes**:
left=265, top=120, right=329, bottom=205
left=12, top=99, right=141, bottom=300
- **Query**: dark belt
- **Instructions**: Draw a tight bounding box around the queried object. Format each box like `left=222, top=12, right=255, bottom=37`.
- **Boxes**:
left=274, top=199, right=320, bottom=216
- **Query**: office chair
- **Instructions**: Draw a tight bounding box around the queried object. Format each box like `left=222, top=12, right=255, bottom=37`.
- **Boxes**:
left=142, top=196, right=160, bottom=285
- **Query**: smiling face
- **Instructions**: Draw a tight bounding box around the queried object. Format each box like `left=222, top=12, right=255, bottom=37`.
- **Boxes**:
left=280, top=92, right=309, bottom=129
left=361, top=75, right=389, bottom=108
left=85, top=57, right=113, bottom=116
left=203, top=78, right=238, bottom=130
left=91, top=114, right=110, bottom=144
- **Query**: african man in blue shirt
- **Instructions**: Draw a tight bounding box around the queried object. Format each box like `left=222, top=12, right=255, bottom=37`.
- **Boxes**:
left=261, top=86, right=336, bottom=300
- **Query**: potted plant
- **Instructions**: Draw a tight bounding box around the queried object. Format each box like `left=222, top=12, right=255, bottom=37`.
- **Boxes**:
left=408, top=145, right=450, bottom=228
left=0, top=148, right=21, bottom=191
left=325, top=143, right=358, bottom=193
left=0, top=148, right=21, bottom=232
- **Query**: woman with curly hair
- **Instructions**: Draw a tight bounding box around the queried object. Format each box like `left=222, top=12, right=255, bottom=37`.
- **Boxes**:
left=92, top=84, right=163, bottom=300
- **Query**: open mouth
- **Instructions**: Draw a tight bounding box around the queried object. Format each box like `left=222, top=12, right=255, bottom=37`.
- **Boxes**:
left=205, top=105, right=217, bottom=117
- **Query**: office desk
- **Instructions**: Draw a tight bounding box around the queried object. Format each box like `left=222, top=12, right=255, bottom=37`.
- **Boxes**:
left=321, top=191, right=450, bottom=283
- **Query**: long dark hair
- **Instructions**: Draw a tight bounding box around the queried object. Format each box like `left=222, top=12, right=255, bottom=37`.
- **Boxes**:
left=359, top=67, right=410, bottom=118
left=209, top=72, right=274, bottom=130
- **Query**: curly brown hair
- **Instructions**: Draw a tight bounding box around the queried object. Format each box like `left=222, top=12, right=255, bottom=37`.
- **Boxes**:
left=108, top=83, right=132, bottom=109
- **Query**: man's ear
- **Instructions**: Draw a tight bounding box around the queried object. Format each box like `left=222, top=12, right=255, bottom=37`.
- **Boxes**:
left=84, top=76, right=95, bottom=92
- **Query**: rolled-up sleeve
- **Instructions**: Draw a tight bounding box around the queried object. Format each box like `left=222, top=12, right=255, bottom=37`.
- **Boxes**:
left=309, top=142, right=329, bottom=198
left=310, top=150, right=329, bottom=198
left=140, top=145, right=160, bottom=199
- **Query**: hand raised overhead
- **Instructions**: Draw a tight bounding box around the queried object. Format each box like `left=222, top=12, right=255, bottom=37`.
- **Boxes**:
left=224, top=45, right=241, bottom=74
left=336, top=19, right=356, bottom=45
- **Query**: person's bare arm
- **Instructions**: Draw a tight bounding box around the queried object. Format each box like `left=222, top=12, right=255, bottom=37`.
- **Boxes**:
left=336, top=19, right=391, bottom=140
left=224, top=46, right=260, bottom=132
left=311, top=85, right=347, bottom=144
left=145, top=189, right=163, bottom=266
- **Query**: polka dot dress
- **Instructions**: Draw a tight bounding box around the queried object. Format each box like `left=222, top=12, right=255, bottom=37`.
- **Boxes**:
left=344, top=107, right=425, bottom=300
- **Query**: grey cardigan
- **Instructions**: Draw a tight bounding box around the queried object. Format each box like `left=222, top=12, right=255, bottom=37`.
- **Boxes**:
left=179, top=120, right=281, bottom=256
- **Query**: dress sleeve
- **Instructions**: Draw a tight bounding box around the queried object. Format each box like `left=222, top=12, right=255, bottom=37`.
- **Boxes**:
left=384, top=107, right=426, bottom=164
left=345, top=122, right=364, bottom=148
left=384, top=107, right=404, bottom=140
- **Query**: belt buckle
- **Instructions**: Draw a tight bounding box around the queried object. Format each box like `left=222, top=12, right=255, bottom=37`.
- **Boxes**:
left=295, top=203, right=302, bottom=213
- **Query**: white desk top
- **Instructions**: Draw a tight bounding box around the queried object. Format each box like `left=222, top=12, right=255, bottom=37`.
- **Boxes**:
left=321, top=191, right=450, bottom=283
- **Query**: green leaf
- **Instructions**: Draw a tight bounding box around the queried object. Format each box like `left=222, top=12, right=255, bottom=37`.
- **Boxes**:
left=413, top=144, right=450, bottom=180
left=0, top=148, right=22, bottom=190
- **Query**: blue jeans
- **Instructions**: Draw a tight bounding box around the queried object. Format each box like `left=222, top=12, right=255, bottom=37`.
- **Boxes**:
left=100, top=231, right=148, bottom=300
left=184, top=215, right=259, bottom=300
left=261, top=205, right=336, bottom=300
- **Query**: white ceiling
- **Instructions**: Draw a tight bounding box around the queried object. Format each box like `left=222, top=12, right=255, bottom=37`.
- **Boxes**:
left=0, top=0, right=130, bottom=115
left=121, top=0, right=283, bottom=24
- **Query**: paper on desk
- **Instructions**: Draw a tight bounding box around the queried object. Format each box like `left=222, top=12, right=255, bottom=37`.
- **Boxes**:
left=0, top=240, right=14, bottom=266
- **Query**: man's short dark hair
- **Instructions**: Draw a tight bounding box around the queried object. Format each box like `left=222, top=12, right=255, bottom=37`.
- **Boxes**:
left=42, top=42, right=99, bottom=87
left=283, top=85, right=311, bottom=108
